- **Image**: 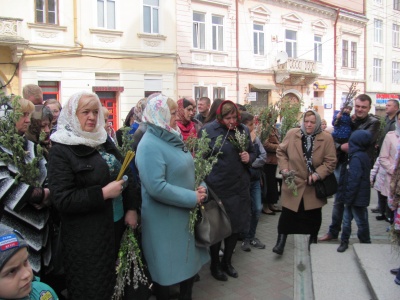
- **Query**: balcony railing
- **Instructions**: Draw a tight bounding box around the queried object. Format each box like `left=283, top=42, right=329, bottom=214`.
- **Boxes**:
left=0, top=17, right=23, bottom=38
left=277, top=58, right=317, bottom=73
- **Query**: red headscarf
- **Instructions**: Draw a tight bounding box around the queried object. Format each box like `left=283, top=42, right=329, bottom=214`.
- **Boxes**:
left=216, top=100, right=241, bottom=129
left=176, top=98, right=197, bottom=140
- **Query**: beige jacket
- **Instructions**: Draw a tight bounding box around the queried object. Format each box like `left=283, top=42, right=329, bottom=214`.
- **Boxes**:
left=277, top=128, right=337, bottom=212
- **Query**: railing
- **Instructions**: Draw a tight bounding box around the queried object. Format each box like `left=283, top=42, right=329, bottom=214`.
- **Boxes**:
left=0, top=17, right=23, bottom=38
left=277, top=58, right=317, bottom=73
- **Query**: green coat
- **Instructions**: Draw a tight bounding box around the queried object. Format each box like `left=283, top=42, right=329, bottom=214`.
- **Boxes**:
left=136, top=124, right=209, bottom=286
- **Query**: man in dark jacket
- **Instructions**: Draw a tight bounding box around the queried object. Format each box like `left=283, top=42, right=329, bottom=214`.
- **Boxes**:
left=319, top=94, right=380, bottom=242
left=336, top=130, right=372, bottom=252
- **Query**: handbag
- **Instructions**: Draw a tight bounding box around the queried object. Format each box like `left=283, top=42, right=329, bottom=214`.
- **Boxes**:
left=195, top=187, right=232, bottom=248
left=314, top=173, right=338, bottom=199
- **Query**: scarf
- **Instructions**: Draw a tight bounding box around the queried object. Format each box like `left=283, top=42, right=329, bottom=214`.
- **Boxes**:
left=300, top=110, right=322, bottom=173
left=216, top=100, right=241, bottom=130
left=50, top=91, right=107, bottom=147
left=142, top=93, right=181, bottom=137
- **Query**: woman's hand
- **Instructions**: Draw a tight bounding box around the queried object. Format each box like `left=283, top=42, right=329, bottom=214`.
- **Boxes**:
left=308, top=173, right=318, bottom=185
left=102, top=179, right=125, bottom=200
left=124, top=210, right=138, bottom=229
left=33, top=188, right=51, bottom=210
left=196, top=190, right=207, bottom=205
left=240, top=151, right=250, bottom=164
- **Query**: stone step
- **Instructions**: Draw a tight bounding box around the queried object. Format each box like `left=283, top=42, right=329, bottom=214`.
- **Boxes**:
left=353, top=244, right=399, bottom=300
left=310, top=244, right=372, bottom=300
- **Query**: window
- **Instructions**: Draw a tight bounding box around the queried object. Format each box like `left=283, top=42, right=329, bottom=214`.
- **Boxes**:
left=395, top=0, right=400, bottom=11
left=38, top=81, right=59, bottom=101
left=374, top=0, right=382, bottom=3
left=373, top=58, right=382, bottom=82
left=193, top=12, right=205, bottom=49
left=143, top=0, right=159, bottom=34
left=351, top=42, right=357, bottom=69
left=394, top=24, right=400, bottom=48
left=213, top=87, right=225, bottom=100
left=35, top=0, right=58, bottom=24
left=97, top=0, right=115, bottom=29
left=195, top=87, right=208, bottom=101
left=212, top=15, right=223, bottom=51
left=374, top=19, right=383, bottom=43
left=342, top=40, right=348, bottom=67
left=285, top=30, right=297, bottom=58
left=393, top=61, right=400, bottom=84
left=314, top=36, right=322, bottom=62
left=253, top=24, right=265, bottom=55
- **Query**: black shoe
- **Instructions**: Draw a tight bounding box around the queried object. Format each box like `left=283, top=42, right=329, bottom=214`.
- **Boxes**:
left=337, top=241, right=348, bottom=253
left=272, top=234, right=287, bottom=255
left=371, top=207, right=380, bottom=213
left=221, top=262, right=238, bottom=278
left=390, top=268, right=400, bottom=275
left=376, top=215, right=386, bottom=221
left=210, top=264, right=228, bottom=281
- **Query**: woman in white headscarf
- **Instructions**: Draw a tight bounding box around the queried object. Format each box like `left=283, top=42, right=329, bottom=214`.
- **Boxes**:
left=135, top=94, right=209, bottom=300
left=273, top=110, right=336, bottom=255
left=47, top=91, right=138, bottom=300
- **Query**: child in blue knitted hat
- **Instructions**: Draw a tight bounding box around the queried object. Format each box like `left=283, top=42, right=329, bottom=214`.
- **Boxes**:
left=0, top=224, right=58, bottom=300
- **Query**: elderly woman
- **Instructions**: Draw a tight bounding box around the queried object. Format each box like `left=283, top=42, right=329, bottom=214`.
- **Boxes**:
left=200, top=100, right=256, bottom=281
left=273, top=110, right=336, bottom=255
left=136, top=94, right=209, bottom=299
left=25, top=105, right=53, bottom=159
left=0, top=97, right=49, bottom=275
left=47, top=91, right=138, bottom=299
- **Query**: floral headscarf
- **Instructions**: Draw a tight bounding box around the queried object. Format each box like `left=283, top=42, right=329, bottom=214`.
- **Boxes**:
left=50, top=91, right=107, bottom=147
left=143, top=93, right=180, bottom=136
left=133, top=98, right=148, bottom=123
left=216, top=100, right=241, bottom=129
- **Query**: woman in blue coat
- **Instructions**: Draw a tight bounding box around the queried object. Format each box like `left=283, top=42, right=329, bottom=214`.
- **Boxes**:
left=199, top=100, right=256, bottom=281
left=135, top=94, right=209, bottom=300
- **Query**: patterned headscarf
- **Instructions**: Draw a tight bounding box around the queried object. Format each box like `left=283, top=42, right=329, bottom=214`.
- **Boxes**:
left=216, top=100, right=241, bottom=129
left=133, top=98, right=148, bottom=123
left=50, top=91, right=107, bottom=147
left=143, top=93, right=180, bottom=136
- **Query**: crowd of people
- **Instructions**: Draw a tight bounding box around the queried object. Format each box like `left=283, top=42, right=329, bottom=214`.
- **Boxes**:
left=1, top=85, right=400, bottom=300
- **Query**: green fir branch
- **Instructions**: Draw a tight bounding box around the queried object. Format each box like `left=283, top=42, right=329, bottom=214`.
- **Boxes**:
left=0, top=93, right=43, bottom=187
left=112, top=226, right=149, bottom=299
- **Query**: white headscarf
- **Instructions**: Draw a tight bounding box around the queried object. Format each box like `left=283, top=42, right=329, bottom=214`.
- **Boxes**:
left=50, top=91, right=107, bottom=147
left=143, top=93, right=181, bottom=136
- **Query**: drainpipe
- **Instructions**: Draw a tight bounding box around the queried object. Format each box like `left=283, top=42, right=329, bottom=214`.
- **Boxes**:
left=333, top=8, right=340, bottom=110
left=236, top=0, right=239, bottom=103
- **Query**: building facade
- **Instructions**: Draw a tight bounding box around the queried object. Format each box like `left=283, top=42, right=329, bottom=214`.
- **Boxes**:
left=365, top=0, right=400, bottom=116
left=0, top=0, right=177, bottom=130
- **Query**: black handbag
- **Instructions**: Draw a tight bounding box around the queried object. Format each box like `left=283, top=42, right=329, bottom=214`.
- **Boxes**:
left=195, top=187, right=232, bottom=248
left=314, top=173, right=338, bottom=199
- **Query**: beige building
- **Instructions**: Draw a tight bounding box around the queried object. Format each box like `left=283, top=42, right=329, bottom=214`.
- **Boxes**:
left=365, top=0, right=400, bottom=116
left=176, top=0, right=368, bottom=124
left=0, top=0, right=177, bottom=130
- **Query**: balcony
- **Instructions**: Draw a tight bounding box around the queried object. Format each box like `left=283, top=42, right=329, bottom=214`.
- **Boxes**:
left=0, top=17, right=29, bottom=62
left=274, top=58, right=319, bottom=86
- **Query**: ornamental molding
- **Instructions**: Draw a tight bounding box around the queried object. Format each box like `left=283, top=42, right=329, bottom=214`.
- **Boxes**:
left=191, top=0, right=231, bottom=7
left=144, top=40, right=161, bottom=47
left=249, top=5, right=271, bottom=23
left=89, top=28, right=123, bottom=36
left=137, top=33, right=166, bottom=40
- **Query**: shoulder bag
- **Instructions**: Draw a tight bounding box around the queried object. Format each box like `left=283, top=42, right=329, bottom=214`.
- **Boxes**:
left=314, top=173, right=338, bottom=199
left=195, top=187, right=232, bottom=248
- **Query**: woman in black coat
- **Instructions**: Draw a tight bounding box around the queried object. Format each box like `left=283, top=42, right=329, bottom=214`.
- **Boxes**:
left=47, top=91, right=138, bottom=300
left=199, top=100, right=256, bottom=281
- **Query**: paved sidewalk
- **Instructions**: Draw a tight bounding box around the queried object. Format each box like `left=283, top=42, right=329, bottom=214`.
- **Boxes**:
left=189, top=190, right=392, bottom=300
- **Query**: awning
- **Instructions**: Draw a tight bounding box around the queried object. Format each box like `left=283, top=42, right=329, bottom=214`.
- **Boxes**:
left=250, top=84, right=277, bottom=90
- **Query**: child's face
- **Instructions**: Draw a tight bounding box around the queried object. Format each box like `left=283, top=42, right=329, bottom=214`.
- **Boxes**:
left=244, top=120, right=255, bottom=133
left=343, top=106, right=352, bottom=114
left=0, top=248, right=33, bottom=299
